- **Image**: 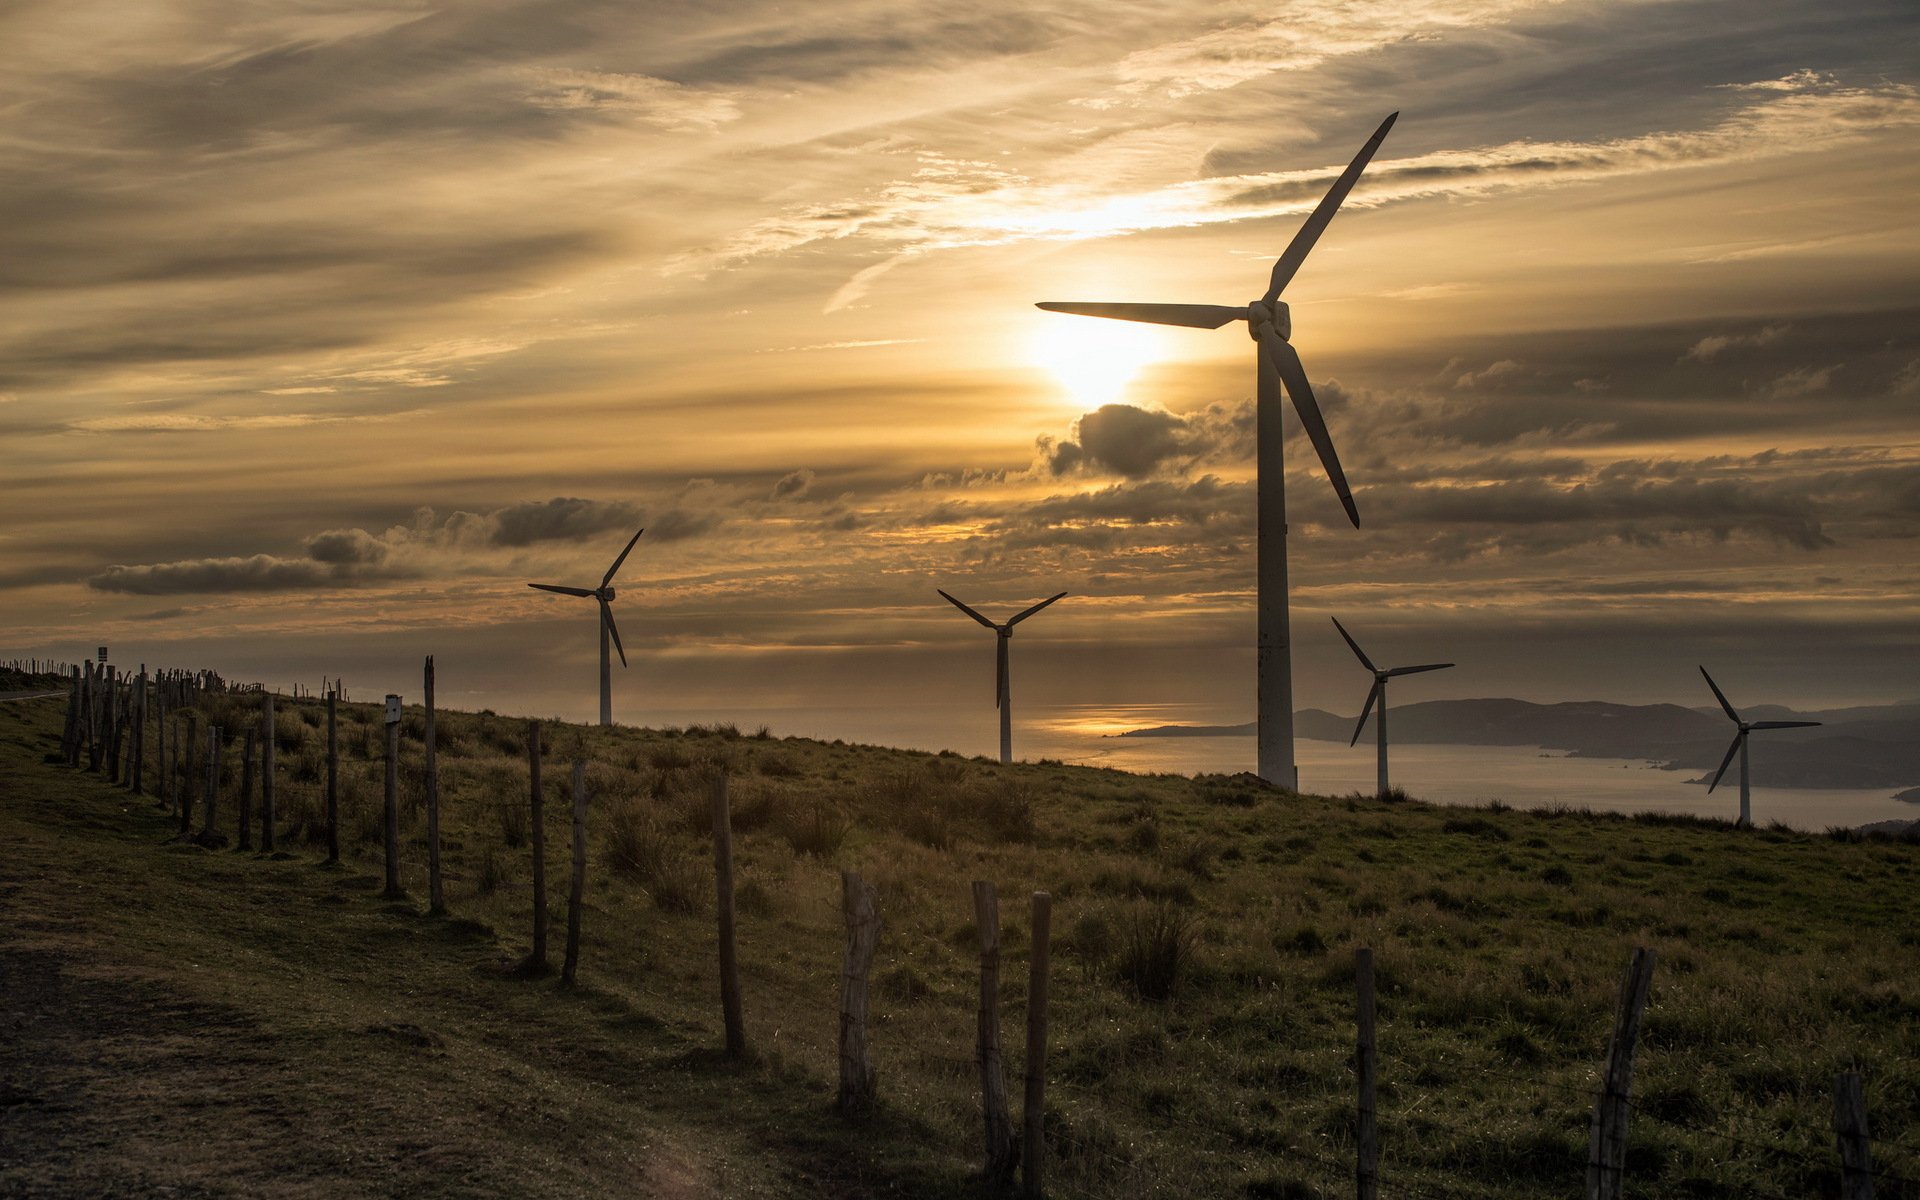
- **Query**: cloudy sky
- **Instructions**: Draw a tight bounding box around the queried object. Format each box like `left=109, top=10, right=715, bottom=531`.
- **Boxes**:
left=4, top=0, right=1917, bottom=752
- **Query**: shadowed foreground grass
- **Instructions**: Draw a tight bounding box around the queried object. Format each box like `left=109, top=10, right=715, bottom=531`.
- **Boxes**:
left=3, top=690, right=1918, bottom=1198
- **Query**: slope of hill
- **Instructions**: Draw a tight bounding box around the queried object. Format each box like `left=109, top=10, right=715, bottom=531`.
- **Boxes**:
left=5, top=690, right=1918, bottom=1199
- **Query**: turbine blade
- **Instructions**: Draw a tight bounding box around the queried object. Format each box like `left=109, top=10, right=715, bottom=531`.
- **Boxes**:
left=1752, top=720, right=1822, bottom=730
left=937, top=589, right=998, bottom=630
left=1707, top=731, right=1742, bottom=793
left=1034, top=302, right=1248, bottom=329
left=1261, top=331, right=1359, bottom=527
left=528, top=583, right=594, bottom=597
left=1699, top=666, right=1741, bottom=724
left=1331, top=617, right=1377, bottom=672
left=599, top=598, right=627, bottom=668
left=1008, top=591, right=1068, bottom=626
left=1264, top=112, right=1399, bottom=302
left=1351, top=681, right=1382, bottom=747
left=602, top=527, right=645, bottom=588
left=1387, top=663, right=1454, bottom=677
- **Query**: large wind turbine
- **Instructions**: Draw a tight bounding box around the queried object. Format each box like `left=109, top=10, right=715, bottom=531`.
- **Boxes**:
left=938, top=589, right=1067, bottom=764
left=528, top=527, right=644, bottom=727
left=1699, top=667, right=1820, bottom=828
left=1333, top=618, right=1453, bottom=798
left=1036, top=112, right=1399, bottom=789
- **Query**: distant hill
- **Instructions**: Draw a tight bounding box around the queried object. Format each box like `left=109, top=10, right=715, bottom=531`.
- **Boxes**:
left=1118, top=697, right=1920, bottom=791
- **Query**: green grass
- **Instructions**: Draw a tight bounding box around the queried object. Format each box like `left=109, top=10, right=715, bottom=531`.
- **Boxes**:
left=4, top=690, right=1918, bottom=1199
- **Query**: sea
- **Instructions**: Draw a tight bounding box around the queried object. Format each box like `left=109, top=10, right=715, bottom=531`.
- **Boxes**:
left=465, top=695, right=1916, bottom=834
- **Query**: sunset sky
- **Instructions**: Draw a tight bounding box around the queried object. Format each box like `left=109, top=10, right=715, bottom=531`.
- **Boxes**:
left=4, top=0, right=1917, bottom=752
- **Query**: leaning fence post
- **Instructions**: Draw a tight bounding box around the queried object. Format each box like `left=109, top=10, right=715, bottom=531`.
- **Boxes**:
left=972, top=880, right=1017, bottom=1183
left=1022, top=891, right=1052, bottom=1200
left=711, top=772, right=746, bottom=1057
left=383, top=694, right=402, bottom=899
left=260, top=691, right=276, bottom=853
left=425, top=656, right=443, bottom=915
left=527, top=720, right=548, bottom=972
left=324, top=688, right=340, bottom=864
left=838, top=870, right=882, bottom=1113
left=1835, top=1071, right=1874, bottom=1200
left=562, top=760, right=587, bottom=987
left=1356, top=946, right=1379, bottom=1200
left=1586, top=947, right=1655, bottom=1200
left=238, top=728, right=256, bottom=851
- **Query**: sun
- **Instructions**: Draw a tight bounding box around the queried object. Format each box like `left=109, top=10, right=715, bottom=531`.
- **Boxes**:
left=1029, top=318, right=1164, bottom=409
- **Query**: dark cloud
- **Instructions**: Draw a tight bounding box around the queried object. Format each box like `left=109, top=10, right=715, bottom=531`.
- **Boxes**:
left=489, top=498, right=645, bottom=548
left=1040, top=401, right=1254, bottom=478
left=304, top=528, right=389, bottom=565
left=770, top=469, right=814, bottom=500
left=88, top=553, right=397, bottom=596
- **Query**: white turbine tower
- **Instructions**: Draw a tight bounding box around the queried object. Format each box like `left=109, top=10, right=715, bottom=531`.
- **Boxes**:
left=1333, top=618, right=1453, bottom=798
left=938, top=589, right=1067, bottom=764
left=528, top=527, right=644, bottom=727
left=1699, top=666, right=1820, bottom=828
left=1036, top=112, right=1399, bottom=789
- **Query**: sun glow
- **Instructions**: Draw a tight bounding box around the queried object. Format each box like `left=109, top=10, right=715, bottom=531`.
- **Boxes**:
left=1029, top=318, right=1165, bottom=409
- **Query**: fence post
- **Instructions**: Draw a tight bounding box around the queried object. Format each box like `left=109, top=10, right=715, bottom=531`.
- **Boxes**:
left=1356, top=946, right=1379, bottom=1200
left=425, top=657, right=443, bottom=915
left=129, top=670, right=146, bottom=795
left=527, top=720, right=548, bottom=973
left=260, top=691, right=276, bottom=853
left=103, top=665, right=121, bottom=780
left=711, top=772, right=746, bottom=1057
left=1586, top=947, right=1655, bottom=1200
left=562, top=760, right=587, bottom=987
left=325, top=688, right=340, bottom=864
left=1022, top=891, right=1052, bottom=1200
left=838, top=870, right=881, bottom=1113
left=972, top=880, right=1017, bottom=1183
left=61, top=666, right=80, bottom=766
left=383, top=694, right=402, bottom=899
left=179, top=712, right=198, bottom=837
left=238, top=728, right=256, bottom=851
left=1835, top=1071, right=1873, bottom=1200
left=200, top=726, right=220, bottom=841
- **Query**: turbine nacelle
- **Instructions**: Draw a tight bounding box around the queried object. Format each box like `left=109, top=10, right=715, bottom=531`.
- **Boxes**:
left=1247, top=299, right=1291, bottom=343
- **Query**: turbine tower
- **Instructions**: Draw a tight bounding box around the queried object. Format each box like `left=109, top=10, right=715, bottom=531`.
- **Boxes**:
left=1699, top=667, right=1820, bottom=828
left=1333, top=618, right=1453, bottom=798
left=1036, top=112, right=1398, bottom=789
left=938, top=589, right=1067, bottom=764
left=528, top=527, right=644, bottom=727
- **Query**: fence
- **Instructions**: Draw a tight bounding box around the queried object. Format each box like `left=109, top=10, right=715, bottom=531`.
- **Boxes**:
left=36, top=662, right=1920, bottom=1199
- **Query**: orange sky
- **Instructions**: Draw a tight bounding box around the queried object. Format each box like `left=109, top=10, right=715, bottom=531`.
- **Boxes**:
left=4, top=0, right=1918, bottom=744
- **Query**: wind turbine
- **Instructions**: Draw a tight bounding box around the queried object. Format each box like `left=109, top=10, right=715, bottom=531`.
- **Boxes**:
left=938, top=589, right=1067, bottom=764
left=1333, top=618, right=1453, bottom=798
left=1036, top=112, right=1399, bottom=789
left=1699, top=667, right=1820, bottom=828
left=528, top=527, right=644, bottom=727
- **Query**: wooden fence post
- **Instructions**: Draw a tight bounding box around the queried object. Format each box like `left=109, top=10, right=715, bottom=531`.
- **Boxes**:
left=103, top=665, right=121, bottom=780
left=1356, top=946, right=1379, bottom=1200
left=425, top=657, right=443, bottom=915
left=201, top=726, right=221, bottom=841
left=711, top=772, right=746, bottom=1057
left=1835, top=1071, right=1874, bottom=1200
left=1586, top=947, right=1655, bottom=1200
left=129, top=670, right=146, bottom=795
left=527, top=720, right=548, bottom=972
left=61, top=666, right=81, bottom=766
left=972, top=880, right=1017, bottom=1184
left=238, top=729, right=256, bottom=851
left=155, top=693, right=169, bottom=807
left=838, top=870, right=882, bottom=1113
left=325, top=688, right=340, bottom=864
left=562, top=760, right=587, bottom=987
left=179, top=712, right=198, bottom=837
left=260, top=691, right=276, bottom=853
left=1022, top=891, right=1052, bottom=1200
left=383, top=694, right=402, bottom=899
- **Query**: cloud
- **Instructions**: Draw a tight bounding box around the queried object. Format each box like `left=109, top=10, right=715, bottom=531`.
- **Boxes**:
left=771, top=469, right=815, bottom=500
left=1039, top=401, right=1253, bottom=478
left=1453, top=360, right=1528, bottom=390
left=520, top=69, right=740, bottom=130
left=488, top=497, right=645, bottom=548
left=88, top=553, right=407, bottom=596
left=1682, top=323, right=1791, bottom=363
left=303, top=528, right=390, bottom=566
left=1759, top=364, right=1838, bottom=401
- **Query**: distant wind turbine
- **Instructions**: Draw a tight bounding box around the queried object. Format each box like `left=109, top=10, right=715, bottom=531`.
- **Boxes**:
left=938, top=589, right=1067, bottom=764
left=528, top=527, right=644, bottom=727
left=1333, top=617, right=1453, bottom=798
left=1699, top=667, right=1820, bottom=828
left=1036, top=112, right=1399, bottom=789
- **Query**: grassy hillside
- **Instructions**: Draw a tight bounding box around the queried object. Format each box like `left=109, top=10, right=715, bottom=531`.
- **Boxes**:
left=4, top=689, right=1918, bottom=1199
